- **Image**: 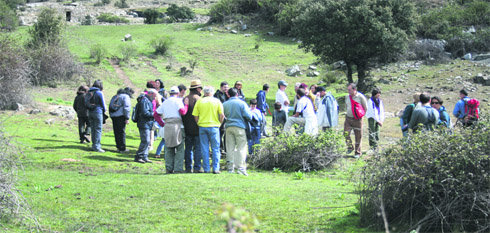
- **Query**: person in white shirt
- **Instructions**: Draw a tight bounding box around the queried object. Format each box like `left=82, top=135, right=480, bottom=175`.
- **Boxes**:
left=366, top=88, right=385, bottom=151
left=283, top=88, right=318, bottom=136
left=275, top=80, right=290, bottom=117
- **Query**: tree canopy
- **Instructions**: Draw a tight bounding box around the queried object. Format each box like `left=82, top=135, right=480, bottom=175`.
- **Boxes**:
left=293, top=0, right=416, bottom=91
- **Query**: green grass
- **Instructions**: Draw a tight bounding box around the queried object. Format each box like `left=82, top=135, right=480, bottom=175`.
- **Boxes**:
left=1, top=112, right=368, bottom=232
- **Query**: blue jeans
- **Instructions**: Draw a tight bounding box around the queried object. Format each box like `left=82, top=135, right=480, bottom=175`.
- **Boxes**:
left=185, top=135, right=202, bottom=171
left=199, top=127, right=221, bottom=172
left=89, top=111, right=103, bottom=151
left=136, top=127, right=150, bottom=161
left=248, top=127, right=261, bottom=155
left=156, top=138, right=165, bottom=156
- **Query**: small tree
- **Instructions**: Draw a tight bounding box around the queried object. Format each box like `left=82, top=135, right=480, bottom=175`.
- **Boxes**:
left=143, top=8, right=160, bottom=24
left=0, top=0, right=18, bottom=32
left=166, top=4, right=195, bottom=21
left=27, top=8, right=64, bottom=48
left=293, top=0, right=416, bottom=91
left=89, top=43, right=107, bottom=64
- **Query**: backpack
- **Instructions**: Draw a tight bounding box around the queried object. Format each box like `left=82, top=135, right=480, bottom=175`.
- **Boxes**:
left=84, top=91, right=97, bottom=110
left=131, top=95, right=145, bottom=123
left=464, top=98, right=480, bottom=124
left=349, top=95, right=365, bottom=120
left=109, top=94, right=122, bottom=113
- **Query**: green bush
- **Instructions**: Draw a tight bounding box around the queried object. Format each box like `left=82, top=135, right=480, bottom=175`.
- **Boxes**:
left=114, top=0, right=128, bottom=9
left=166, top=4, right=195, bottom=21
left=97, top=13, right=129, bottom=24
left=27, top=8, right=63, bottom=48
left=0, top=125, right=22, bottom=220
left=89, top=43, right=107, bottom=64
left=150, top=36, right=173, bottom=55
left=143, top=8, right=160, bottom=24
left=208, top=0, right=236, bottom=23
left=359, top=120, right=490, bottom=232
left=250, top=131, right=345, bottom=172
left=0, top=0, right=18, bottom=32
left=118, top=42, right=137, bottom=62
left=81, top=15, right=93, bottom=25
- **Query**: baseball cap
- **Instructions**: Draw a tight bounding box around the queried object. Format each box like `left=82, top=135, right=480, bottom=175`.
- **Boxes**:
left=278, top=80, right=288, bottom=86
left=170, top=86, right=179, bottom=94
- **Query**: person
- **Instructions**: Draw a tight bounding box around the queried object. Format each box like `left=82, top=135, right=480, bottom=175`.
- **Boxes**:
left=407, top=94, right=439, bottom=132
left=182, top=80, right=203, bottom=173
left=307, top=84, right=318, bottom=112
left=344, top=83, right=367, bottom=157
left=316, top=86, right=339, bottom=130
left=400, top=93, right=421, bottom=137
left=155, top=79, right=167, bottom=100
left=256, top=84, right=270, bottom=137
left=193, top=86, right=225, bottom=174
left=248, top=99, right=262, bottom=156
left=366, top=88, right=385, bottom=151
left=155, top=86, right=189, bottom=173
left=223, top=88, right=252, bottom=175
left=109, top=87, right=134, bottom=153
left=214, top=81, right=230, bottom=154
left=284, top=88, right=318, bottom=135
left=275, top=80, right=290, bottom=119
left=86, top=80, right=106, bottom=153
left=73, top=85, right=91, bottom=144
left=234, top=81, right=245, bottom=101
left=431, top=96, right=451, bottom=128
left=178, top=84, right=187, bottom=98
left=135, top=89, right=157, bottom=163
left=213, top=81, right=229, bottom=103
left=145, top=81, right=159, bottom=152
left=272, top=102, right=287, bottom=135
left=452, top=89, right=479, bottom=127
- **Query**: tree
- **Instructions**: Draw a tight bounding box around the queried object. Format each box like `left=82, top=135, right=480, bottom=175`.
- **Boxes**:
left=293, top=0, right=416, bottom=91
left=143, top=8, right=160, bottom=24
left=27, top=8, right=64, bottom=48
left=0, top=0, right=18, bottom=31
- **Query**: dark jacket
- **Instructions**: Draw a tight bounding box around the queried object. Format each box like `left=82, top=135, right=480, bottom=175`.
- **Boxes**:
left=73, top=93, right=88, bottom=118
left=214, top=90, right=228, bottom=103
left=401, top=103, right=415, bottom=130
left=87, top=87, right=106, bottom=113
left=183, top=89, right=201, bottom=136
left=136, top=94, right=155, bottom=129
left=256, top=90, right=269, bottom=113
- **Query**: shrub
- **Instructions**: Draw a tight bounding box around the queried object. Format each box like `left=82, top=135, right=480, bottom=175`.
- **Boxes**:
left=118, top=42, right=137, bottom=62
left=89, top=43, right=107, bottom=64
left=114, top=0, right=128, bottom=9
left=27, top=8, right=64, bottom=48
left=0, top=0, right=19, bottom=32
left=0, top=35, right=31, bottom=110
left=166, top=4, right=195, bottom=21
left=143, top=8, right=160, bottom=24
left=150, top=36, right=173, bottom=55
left=359, top=121, right=490, bottom=232
left=97, top=13, right=129, bottom=24
left=216, top=203, right=259, bottom=232
left=250, top=131, right=345, bottom=172
left=81, top=15, right=93, bottom=25
left=208, top=0, right=236, bottom=23
left=0, top=124, right=22, bottom=219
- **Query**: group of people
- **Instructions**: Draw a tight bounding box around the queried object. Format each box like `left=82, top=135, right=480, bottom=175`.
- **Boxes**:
left=74, top=78, right=480, bottom=174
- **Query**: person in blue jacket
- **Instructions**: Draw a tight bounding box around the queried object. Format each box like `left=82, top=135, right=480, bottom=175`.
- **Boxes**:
left=431, top=96, right=451, bottom=128
left=86, top=80, right=106, bottom=152
left=256, top=83, right=270, bottom=137
left=135, top=89, right=157, bottom=163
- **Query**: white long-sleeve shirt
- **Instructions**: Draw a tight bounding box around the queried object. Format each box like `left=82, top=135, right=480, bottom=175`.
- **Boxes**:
left=366, top=98, right=385, bottom=123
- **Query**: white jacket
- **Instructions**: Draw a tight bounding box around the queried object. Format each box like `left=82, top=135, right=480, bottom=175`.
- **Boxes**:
left=366, top=98, right=385, bottom=123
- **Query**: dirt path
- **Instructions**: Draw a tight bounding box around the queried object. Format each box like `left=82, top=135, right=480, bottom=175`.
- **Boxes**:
left=109, top=59, right=135, bottom=89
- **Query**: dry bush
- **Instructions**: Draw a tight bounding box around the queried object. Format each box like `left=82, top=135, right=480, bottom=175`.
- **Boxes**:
left=250, top=130, right=345, bottom=172
left=0, top=35, right=31, bottom=110
left=359, top=118, right=490, bottom=232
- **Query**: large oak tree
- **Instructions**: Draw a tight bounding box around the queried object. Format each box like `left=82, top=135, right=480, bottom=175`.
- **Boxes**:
left=293, top=0, right=416, bottom=91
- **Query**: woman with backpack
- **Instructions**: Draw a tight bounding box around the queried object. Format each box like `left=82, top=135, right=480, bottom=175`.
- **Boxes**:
left=73, top=85, right=90, bottom=143
left=109, top=87, right=134, bottom=153
left=86, top=80, right=106, bottom=153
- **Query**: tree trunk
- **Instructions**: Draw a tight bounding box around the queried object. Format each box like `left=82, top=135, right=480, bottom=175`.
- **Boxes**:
left=346, top=62, right=353, bottom=84
left=357, top=62, right=367, bottom=93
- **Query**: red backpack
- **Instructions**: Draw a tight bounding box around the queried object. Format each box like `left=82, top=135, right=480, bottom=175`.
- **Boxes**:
left=464, top=98, right=480, bottom=124
left=349, top=95, right=366, bottom=120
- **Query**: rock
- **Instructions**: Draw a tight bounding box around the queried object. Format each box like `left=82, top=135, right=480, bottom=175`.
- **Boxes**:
left=225, top=26, right=231, bottom=30
left=463, top=53, right=472, bottom=60
left=473, top=53, right=490, bottom=61
left=196, top=28, right=202, bottom=31
left=285, top=65, right=301, bottom=76
left=396, top=110, right=404, bottom=117
left=306, top=71, right=320, bottom=77
left=308, top=65, right=317, bottom=70
left=267, top=32, right=274, bottom=36
left=244, top=34, right=251, bottom=37
left=241, top=24, right=247, bottom=31
left=207, top=27, right=213, bottom=31
left=45, top=119, right=55, bottom=125
left=230, top=30, right=237, bottom=34
left=12, top=103, right=25, bottom=111
left=378, top=78, right=390, bottom=85
left=332, top=60, right=346, bottom=70
left=49, top=106, right=76, bottom=120
left=124, top=34, right=132, bottom=41
left=29, top=109, right=41, bottom=114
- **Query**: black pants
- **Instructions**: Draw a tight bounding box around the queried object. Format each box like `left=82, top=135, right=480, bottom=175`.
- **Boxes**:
left=77, top=116, right=90, bottom=141
left=112, top=116, right=127, bottom=151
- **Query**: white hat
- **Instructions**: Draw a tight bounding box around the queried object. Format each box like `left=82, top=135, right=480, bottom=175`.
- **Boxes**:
left=170, top=86, right=179, bottom=94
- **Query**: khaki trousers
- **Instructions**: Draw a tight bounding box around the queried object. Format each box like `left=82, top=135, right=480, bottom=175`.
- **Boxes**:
left=225, top=126, right=248, bottom=171
left=283, top=117, right=305, bottom=134
left=344, top=116, right=363, bottom=155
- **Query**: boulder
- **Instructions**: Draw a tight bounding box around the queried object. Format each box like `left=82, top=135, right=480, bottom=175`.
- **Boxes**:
left=29, top=109, right=41, bottom=114
left=241, top=24, right=247, bottom=31
left=378, top=78, right=390, bottom=85
left=285, top=65, right=301, bottom=77
left=332, top=60, right=346, bottom=70
left=396, top=109, right=404, bottom=117
left=473, top=53, right=490, bottom=61
left=267, top=32, right=274, bottom=36
left=244, top=34, right=251, bottom=37
left=306, top=71, right=320, bottom=77
left=308, top=65, right=317, bottom=70
left=124, top=34, right=132, bottom=41
left=12, top=103, right=25, bottom=111
left=463, top=53, right=472, bottom=60
left=230, top=30, right=237, bottom=34
left=49, top=106, right=76, bottom=120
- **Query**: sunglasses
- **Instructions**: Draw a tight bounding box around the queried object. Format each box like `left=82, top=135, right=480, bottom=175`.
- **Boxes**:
left=431, top=102, right=440, bottom=105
